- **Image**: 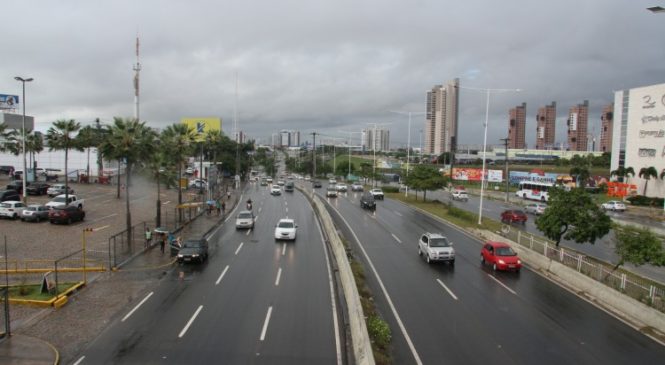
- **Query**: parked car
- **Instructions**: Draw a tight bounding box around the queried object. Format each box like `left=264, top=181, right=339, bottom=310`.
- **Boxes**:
left=0, top=165, right=14, bottom=175
left=601, top=200, right=626, bottom=212
left=418, top=233, right=455, bottom=265
left=451, top=190, right=469, bottom=201
left=185, top=167, right=195, bottom=175
left=312, top=180, right=322, bottom=188
left=271, top=186, right=282, bottom=196
left=326, top=186, right=338, bottom=197
left=336, top=183, right=348, bottom=192
left=274, top=218, right=297, bottom=241
left=0, top=190, right=20, bottom=202
left=501, top=209, right=527, bottom=224
left=360, top=192, right=376, bottom=210
left=351, top=182, right=364, bottom=192
left=525, top=203, right=547, bottom=215
left=20, top=204, right=50, bottom=222
left=177, top=239, right=209, bottom=264
left=26, top=182, right=50, bottom=196
left=189, top=179, right=208, bottom=189
left=0, top=201, right=27, bottom=220
left=235, top=210, right=255, bottom=229
left=48, top=205, right=85, bottom=224
left=481, top=241, right=522, bottom=272
left=47, top=184, right=74, bottom=197
left=370, top=188, right=384, bottom=200
left=6, top=180, right=24, bottom=194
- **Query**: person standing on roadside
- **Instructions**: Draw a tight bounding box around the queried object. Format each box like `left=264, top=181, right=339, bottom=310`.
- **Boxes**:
left=160, top=233, right=166, bottom=253
left=145, top=227, right=152, bottom=247
left=221, top=200, right=226, bottom=215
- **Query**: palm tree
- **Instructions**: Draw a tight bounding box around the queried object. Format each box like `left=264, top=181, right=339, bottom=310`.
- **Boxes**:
left=638, top=166, right=658, bottom=196
left=100, top=117, right=156, bottom=244
left=610, top=166, right=635, bottom=183
left=75, top=125, right=100, bottom=181
left=145, top=137, right=176, bottom=228
left=26, top=132, right=44, bottom=172
left=46, top=119, right=81, bottom=202
left=161, top=124, right=196, bottom=221
left=660, top=169, right=665, bottom=181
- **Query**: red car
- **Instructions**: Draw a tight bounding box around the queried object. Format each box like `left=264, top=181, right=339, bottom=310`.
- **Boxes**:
left=481, top=241, right=522, bottom=272
left=500, top=209, right=527, bottom=224
left=49, top=205, right=85, bottom=225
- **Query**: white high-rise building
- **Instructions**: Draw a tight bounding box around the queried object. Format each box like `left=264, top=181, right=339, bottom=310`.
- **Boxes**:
left=362, top=128, right=390, bottom=152
left=424, top=79, right=459, bottom=155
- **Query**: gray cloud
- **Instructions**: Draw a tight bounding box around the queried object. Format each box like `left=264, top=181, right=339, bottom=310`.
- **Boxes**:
left=3, top=0, right=664, bottom=150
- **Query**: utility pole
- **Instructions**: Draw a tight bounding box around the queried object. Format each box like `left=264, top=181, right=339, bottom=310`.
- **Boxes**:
left=500, top=137, right=510, bottom=202
left=310, top=132, right=317, bottom=179
left=133, top=36, right=141, bottom=121
left=449, top=136, right=456, bottom=189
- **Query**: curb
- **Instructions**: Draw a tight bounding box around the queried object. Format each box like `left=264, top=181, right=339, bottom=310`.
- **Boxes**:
left=8, top=282, right=85, bottom=308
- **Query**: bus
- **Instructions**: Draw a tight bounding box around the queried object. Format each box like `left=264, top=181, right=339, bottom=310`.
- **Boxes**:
left=515, top=181, right=553, bottom=202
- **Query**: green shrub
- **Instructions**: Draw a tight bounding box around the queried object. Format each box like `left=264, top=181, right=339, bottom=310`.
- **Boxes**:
left=367, top=315, right=392, bottom=348
left=626, top=195, right=664, bottom=207
left=382, top=186, right=399, bottom=193
left=446, top=203, right=475, bottom=222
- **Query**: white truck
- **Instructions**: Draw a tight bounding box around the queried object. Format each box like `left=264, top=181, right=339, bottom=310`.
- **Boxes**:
left=45, top=194, right=85, bottom=210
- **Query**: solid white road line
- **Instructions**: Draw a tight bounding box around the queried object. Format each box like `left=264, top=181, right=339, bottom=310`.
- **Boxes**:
left=121, top=292, right=154, bottom=322
left=394, top=211, right=402, bottom=217
left=245, top=229, right=251, bottom=236
left=73, top=356, right=85, bottom=365
left=436, top=279, right=459, bottom=301
left=488, top=274, right=517, bottom=295
left=215, top=265, right=229, bottom=285
left=90, top=213, right=117, bottom=223
left=260, top=306, right=273, bottom=341
left=254, top=215, right=259, bottom=223
left=391, top=233, right=402, bottom=244
left=329, top=204, right=423, bottom=365
left=259, top=207, right=262, bottom=213
left=235, top=242, right=244, bottom=255
left=285, top=207, right=288, bottom=213
left=316, top=214, right=342, bottom=365
left=281, top=243, right=286, bottom=256
left=285, top=201, right=288, bottom=206
left=275, top=268, right=282, bottom=286
left=178, top=305, right=203, bottom=338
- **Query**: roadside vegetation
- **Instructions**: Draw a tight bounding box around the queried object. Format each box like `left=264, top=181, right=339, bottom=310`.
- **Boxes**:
left=9, top=282, right=78, bottom=301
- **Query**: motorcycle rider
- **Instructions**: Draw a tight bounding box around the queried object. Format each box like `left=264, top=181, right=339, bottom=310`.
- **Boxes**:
left=246, top=198, right=253, bottom=210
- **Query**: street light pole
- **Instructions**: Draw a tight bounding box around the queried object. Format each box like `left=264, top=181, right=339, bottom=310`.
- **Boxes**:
left=14, top=76, right=33, bottom=204
left=389, top=110, right=425, bottom=196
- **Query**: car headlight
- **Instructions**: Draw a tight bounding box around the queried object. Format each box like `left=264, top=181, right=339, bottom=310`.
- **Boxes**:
left=177, top=254, right=183, bottom=258
left=192, top=254, right=199, bottom=257
left=498, top=259, right=505, bottom=264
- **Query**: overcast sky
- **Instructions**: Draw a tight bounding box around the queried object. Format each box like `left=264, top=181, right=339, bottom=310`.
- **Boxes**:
left=3, top=0, right=665, bottom=149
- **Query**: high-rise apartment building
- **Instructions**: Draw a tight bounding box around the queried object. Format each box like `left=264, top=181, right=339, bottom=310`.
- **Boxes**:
left=535, top=102, right=556, bottom=150
left=599, top=103, right=613, bottom=153
left=567, top=100, right=589, bottom=151
left=235, top=131, right=246, bottom=144
left=362, top=128, right=390, bottom=152
left=424, top=79, right=459, bottom=155
left=508, top=102, right=527, bottom=149
left=277, top=130, right=301, bottom=147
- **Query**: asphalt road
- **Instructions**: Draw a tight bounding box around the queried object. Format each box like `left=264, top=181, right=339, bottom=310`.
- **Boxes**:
left=76, top=183, right=342, bottom=364
left=424, top=188, right=665, bottom=283
left=310, top=181, right=665, bottom=365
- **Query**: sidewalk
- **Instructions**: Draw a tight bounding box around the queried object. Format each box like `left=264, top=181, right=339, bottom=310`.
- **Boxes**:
left=0, top=334, right=59, bottom=365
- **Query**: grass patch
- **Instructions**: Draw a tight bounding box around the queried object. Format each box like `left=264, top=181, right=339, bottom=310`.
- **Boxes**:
left=9, top=283, right=78, bottom=301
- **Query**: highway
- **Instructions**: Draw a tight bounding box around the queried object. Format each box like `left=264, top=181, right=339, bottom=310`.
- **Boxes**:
left=309, top=181, right=665, bottom=364
left=77, top=183, right=342, bottom=364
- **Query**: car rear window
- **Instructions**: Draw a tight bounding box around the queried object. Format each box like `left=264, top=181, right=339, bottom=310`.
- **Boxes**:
left=278, top=221, right=294, bottom=228
left=238, top=212, right=252, bottom=219
left=495, top=247, right=516, bottom=256
left=430, top=237, right=451, bottom=247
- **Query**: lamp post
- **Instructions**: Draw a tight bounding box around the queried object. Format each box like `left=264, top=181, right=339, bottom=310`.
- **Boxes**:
left=389, top=110, right=425, bottom=196
left=459, top=86, right=520, bottom=225
left=339, top=131, right=362, bottom=180
left=366, top=123, right=391, bottom=187
left=14, top=77, right=33, bottom=204
left=648, top=5, right=665, bottom=211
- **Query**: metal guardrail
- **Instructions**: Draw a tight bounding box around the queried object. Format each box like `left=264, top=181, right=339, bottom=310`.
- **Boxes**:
left=503, top=228, right=665, bottom=312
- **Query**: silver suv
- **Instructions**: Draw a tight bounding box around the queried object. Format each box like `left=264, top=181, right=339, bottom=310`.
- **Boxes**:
left=418, top=233, right=455, bottom=265
left=235, top=210, right=255, bottom=229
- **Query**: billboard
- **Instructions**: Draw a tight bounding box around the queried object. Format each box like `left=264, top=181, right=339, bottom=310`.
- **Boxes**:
left=181, top=117, right=222, bottom=141
left=0, top=94, right=19, bottom=110
left=0, top=113, right=34, bottom=131
left=509, top=171, right=559, bottom=185
left=452, top=168, right=503, bottom=182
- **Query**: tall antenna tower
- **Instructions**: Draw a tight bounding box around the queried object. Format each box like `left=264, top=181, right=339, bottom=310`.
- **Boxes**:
left=234, top=72, right=240, bottom=183
left=133, top=36, right=141, bottom=121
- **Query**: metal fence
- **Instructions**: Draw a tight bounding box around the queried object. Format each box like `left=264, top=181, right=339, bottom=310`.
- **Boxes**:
left=108, top=221, right=148, bottom=269
left=503, top=227, right=665, bottom=312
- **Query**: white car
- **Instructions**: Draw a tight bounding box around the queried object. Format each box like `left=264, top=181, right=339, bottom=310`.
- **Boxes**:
left=370, top=188, right=384, bottom=200
left=351, top=182, right=364, bottom=192
left=235, top=210, right=255, bottom=229
left=525, top=203, right=547, bottom=215
left=602, top=200, right=626, bottom=212
left=326, top=186, right=338, bottom=197
left=47, top=184, right=74, bottom=197
left=328, top=178, right=337, bottom=185
left=277, top=180, right=285, bottom=186
left=271, top=186, right=281, bottom=195
left=274, top=218, right=297, bottom=241
left=0, top=201, right=27, bottom=220
left=185, top=167, right=194, bottom=175
left=418, top=232, right=455, bottom=265
left=336, top=183, right=348, bottom=192
left=451, top=190, right=469, bottom=201
left=189, top=179, right=207, bottom=189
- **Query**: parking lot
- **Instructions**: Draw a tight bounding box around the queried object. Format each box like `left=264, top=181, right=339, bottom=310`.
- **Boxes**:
left=0, top=174, right=182, bottom=264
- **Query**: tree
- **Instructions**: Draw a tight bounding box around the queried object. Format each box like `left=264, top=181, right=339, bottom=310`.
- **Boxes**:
left=26, top=132, right=44, bottom=171
left=100, top=118, right=156, bottom=244
left=661, top=169, right=665, bottom=180
left=610, top=166, right=635, bottom=183
left=535, top=187, right=611, bottom=247
left=403, top=165, right=446, bottom=201
left=638, top=166, right=658, bottom=196
left=75, top=125, right=101, bottom=180
left=46, top=119, right=81, bottom=203
left=161, top=124, right=196, bottom=212
left=569, top=154, right=591, bottom=187
left=613, top=225, right=664, bottom=270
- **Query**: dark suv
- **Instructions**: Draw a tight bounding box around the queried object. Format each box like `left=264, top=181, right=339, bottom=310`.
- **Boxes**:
left=177, top=239, right=209, bottom=264
left=360, top=192, right=376, bottom=210
left=6, top=181, right=24, bottom=195
left=0, top=190, right=21, bottom=202
left=501, top=210, right=527, bottom=224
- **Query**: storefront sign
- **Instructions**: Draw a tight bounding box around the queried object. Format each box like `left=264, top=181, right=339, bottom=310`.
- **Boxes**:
left=638, top=148, right=657, bottom=157
left=639, top=130, right=665, bottom=138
